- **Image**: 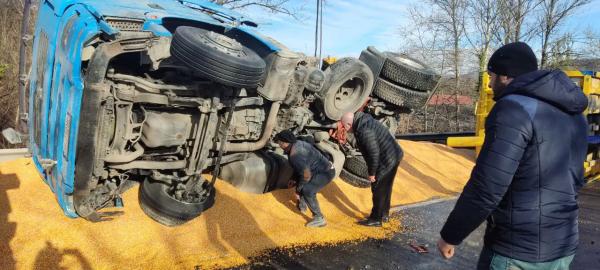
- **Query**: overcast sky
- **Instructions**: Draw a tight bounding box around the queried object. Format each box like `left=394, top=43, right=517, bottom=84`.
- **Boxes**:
left=240, top=0, right=600, bottom=58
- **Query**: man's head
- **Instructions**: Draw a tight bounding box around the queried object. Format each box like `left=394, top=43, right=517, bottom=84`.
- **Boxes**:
left=487, top=42, right=537, bottom=95
left=341, top=112, right=355, bottom=132
left=273, top=130, right=297, bottom=152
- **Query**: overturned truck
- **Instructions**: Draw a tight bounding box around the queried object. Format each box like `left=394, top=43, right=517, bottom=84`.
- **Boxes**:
left=14, top=0, right=439, bottom=225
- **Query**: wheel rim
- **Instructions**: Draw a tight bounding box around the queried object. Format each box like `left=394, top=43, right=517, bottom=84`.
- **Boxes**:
left=333, top=77, right=365, bottom=110
left=202, top=31, right=244, bottom=57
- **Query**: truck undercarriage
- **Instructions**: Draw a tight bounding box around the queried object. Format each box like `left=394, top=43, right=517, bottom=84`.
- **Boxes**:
left=8, top=0, right=440, bottom=226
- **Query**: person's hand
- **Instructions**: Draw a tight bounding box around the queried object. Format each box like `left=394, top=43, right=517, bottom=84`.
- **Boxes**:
left=437, top=238, right=455, bottom=259
left=287, top=179, right=296, bottom=188
left=368, top=175, right=376, bottom=183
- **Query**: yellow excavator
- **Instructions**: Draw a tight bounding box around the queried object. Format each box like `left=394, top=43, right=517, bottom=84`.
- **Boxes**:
left=448, top=71, right=600, bottom=182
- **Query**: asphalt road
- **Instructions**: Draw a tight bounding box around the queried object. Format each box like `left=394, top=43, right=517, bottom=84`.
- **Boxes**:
left=233, top=181, right=600, bottom=270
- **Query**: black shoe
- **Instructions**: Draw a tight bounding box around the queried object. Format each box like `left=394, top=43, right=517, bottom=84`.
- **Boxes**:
left=382, top=216, right=390, bottom=223
left=358, top=219, right=382, bottom=227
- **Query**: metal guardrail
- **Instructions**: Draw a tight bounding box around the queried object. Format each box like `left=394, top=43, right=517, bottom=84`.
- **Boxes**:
left=396, top=132, right=476, bottom=143
left=0, top=148, right=29, bottom=162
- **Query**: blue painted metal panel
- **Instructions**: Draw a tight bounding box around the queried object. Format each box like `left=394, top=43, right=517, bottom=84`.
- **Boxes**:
left=588, top=136, right=600, bottom=144
left=48, top=5, right=101, bottom=217
left=143, top=20, right=172, bottom=37
left=46, top=1, right=280, bottom=49
left=48, top=0, right=238, bottom=22
left=30, top=2, right=101, bottom=217
left=30, top=0, right=61, bottom=183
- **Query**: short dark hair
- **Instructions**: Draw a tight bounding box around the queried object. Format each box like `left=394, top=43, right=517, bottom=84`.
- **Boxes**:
left=274, top=130, right=297, bottom=144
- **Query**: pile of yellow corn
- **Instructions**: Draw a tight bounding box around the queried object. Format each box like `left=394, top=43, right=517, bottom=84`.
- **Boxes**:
left=0, top=140, right=474, bottom=269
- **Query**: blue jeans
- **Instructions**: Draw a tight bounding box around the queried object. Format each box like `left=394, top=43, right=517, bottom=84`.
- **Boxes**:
left=477, top=246, right=574, bottom=270
left=298, top=168, right=335, bottom=218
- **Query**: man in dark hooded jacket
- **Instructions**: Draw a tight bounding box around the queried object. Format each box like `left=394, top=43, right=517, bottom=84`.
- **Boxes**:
left=274, top=130, right=335, bottom=227
left=341, top=111, right=404, bottom=227
left=437, top=42, right=588, bottom=269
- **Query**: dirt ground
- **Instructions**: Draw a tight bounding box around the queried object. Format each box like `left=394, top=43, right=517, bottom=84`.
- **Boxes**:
left=0, top=140, right=475, bottom=269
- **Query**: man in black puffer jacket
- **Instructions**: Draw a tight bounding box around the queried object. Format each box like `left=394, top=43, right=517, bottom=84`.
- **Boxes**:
left=341, top=111, right=404, bottom=227
left=437, top=42, right=588, bottom=269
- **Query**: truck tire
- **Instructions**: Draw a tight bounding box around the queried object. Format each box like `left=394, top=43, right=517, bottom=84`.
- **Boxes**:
left=344, top=155, right=370, bottom=177
left=170, top=26, right=266, bottom=88
left=339, top=156, right=371, bottom=188
left=339, top=168, right=371, bottom=188
left=380, top=52, right=440, bottom=92
left=138, top=179, right=215, bottom=226
left=318, top=58, right=374, bottom=120
left=373, top=78, right=429, bottom=110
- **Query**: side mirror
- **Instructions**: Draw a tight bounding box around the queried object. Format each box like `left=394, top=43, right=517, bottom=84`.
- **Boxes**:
left=2, top=128, right=25, bottom=144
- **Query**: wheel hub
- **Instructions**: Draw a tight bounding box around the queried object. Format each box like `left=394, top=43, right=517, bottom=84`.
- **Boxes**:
left=202, top=31, right=244, bottom=57
left=333, top=77, right=364, bottom=110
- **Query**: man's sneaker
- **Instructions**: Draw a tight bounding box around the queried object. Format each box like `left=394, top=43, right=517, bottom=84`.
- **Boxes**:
left=297, top=197, right=308, bottom=213
left=357, top=218, right=382, bottom=227
left=306, top=216, right=327, bottom=227
left=382, top=216, right=390, bottom=223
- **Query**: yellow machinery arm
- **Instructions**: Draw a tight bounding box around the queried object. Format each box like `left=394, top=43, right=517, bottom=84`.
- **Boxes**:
left=447, top=70, right=600, bottom=182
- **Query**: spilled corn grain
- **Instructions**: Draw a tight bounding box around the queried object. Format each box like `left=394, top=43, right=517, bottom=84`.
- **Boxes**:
left=0, top=140, right=474, bottom=269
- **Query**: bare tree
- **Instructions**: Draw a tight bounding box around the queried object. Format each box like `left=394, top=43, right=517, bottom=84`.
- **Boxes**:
left=210, top=0, right=299, bottom=17
left=496, top=0, right=542, bottom=44
left=397, top=1, right=472, bottom=133
left=428, top=0, right=468, bottom=131
left=465, top=0, right=500, bottom=89
left=398, top=4, right=453, bottom=133
left=581, top=28, right=600, bottom=59
left=398, top=5, right=452, bottom=73
left=538, top=0, right=590, bottom=68
left=546, top=32, right=579, bottom=68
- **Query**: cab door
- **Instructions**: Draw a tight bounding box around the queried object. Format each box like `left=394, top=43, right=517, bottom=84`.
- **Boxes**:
left=29, top=0, right=61, bottom=184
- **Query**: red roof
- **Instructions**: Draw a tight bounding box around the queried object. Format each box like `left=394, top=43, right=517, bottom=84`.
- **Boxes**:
left=427, top=94, right=473, bottom=105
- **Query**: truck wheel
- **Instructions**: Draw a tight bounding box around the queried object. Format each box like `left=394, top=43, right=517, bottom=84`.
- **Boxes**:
left=138, top=179, right=215, bottom=226
left=373, top=78, right=429, bottom=110
left=170, top=26, right=266, bottom=88
left=339, top=169, right=371, bottom=188
left=344, top=155, right=369, bottom=177
left=380, top=52, right=440, bottom=92
left=319, top=58, right=374, bottom=120
left=339, top=156, right=371, bottom=188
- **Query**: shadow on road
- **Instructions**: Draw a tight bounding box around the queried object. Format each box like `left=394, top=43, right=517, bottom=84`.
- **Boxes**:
left=321, top=181, right=364, bottom=219
left=33, top=241, right=92, bottom=270
left=0, top=170, right=19, bottom=270
left=400, top=152, right=458, bottom=195
left=270, top=188, right=311, bottom=221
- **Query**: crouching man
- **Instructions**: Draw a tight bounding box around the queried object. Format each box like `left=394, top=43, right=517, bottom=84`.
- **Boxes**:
left=274, top=130, right=336, bottom=227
